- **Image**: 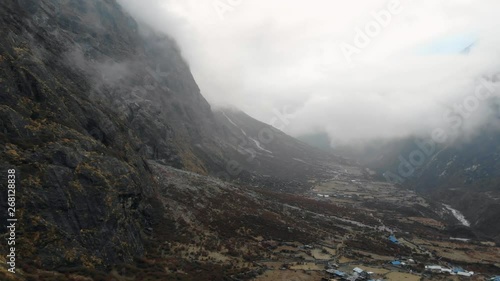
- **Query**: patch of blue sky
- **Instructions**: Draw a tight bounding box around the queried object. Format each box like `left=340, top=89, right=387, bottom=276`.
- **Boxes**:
left=414, top=32, right=477, bottom=55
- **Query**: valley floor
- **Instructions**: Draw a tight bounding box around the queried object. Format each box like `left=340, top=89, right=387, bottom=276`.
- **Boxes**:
left=2, top=162, right=498, bottom=281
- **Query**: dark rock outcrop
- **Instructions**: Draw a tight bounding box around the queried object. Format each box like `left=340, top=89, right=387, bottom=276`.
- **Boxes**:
left=0, top=0, right=343, bottom=272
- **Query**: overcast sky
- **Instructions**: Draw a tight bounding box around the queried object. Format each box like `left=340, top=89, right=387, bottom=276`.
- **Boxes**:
left=118, top=0, right=500, bottom=145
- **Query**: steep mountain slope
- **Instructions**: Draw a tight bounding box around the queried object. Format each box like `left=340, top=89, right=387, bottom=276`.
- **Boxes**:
left=0, top=0, right=161, bottom=269
left=212, top=109, right=346, bottom=191
left=321, top=124, right=500, bottom=243
left=405, top=127, right=500, bottom=243
left=3, top=1, right=498, bottom=280
left=367, top=128, right=500, bottom=243
left=0, top=0, right=342, bottom=273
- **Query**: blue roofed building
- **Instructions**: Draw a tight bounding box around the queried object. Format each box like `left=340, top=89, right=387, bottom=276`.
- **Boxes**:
left=388, top=235, right=399, bottom=244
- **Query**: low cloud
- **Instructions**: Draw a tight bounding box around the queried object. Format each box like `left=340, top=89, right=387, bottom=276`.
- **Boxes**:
left=117, top=0, right=500, bottom=145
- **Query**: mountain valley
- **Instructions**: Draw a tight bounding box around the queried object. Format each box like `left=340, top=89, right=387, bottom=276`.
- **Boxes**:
left=0, top=0, right=499, bottom=280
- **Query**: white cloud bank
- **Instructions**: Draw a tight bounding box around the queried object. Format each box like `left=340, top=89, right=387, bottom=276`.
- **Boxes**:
left=117, top=0, right=500, bottom=144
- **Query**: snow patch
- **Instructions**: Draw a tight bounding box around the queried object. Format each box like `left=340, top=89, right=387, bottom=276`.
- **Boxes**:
left=222, top=111, right=247, bottom=136
left=444, top=204, right=470, bottom=227
left=250, top=138, right=273, bottom=154
left=465, top=164, right=479, bottom=172
left=450, top=237, right=470, bottom=242
left=293, top=158, right=309, bottom=164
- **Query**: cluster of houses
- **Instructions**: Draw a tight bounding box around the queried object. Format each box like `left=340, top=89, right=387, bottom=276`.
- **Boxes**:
left=325, top=267, right=382, bottom=281
left=320, top=229, right=485, bottom=280
left=424, top=265, right=474, bottom=277
left=386, top=235, right=477, bottom=276
left=389, top=259, right=415, bottom=267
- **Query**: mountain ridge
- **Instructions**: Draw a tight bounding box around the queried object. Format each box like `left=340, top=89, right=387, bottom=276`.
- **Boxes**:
left=0, top=0, right=343, bottom=271
left=1, top=1, right=499, bottom=280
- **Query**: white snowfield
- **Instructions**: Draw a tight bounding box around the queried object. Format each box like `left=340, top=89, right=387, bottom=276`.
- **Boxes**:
left=444, top=204, right=471, bottom=227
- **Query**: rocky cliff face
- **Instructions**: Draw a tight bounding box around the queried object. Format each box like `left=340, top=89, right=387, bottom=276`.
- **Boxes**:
left=0, top=0, right=342, bottom=273
left=0, top=0, right=166, bottom=269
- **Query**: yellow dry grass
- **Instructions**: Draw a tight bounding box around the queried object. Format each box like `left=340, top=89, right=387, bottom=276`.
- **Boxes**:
left=385, top=272, right=421, bottom=281
left=255, top=269, right=323, bottom=281
left=289, top=262, right=322, bottom=271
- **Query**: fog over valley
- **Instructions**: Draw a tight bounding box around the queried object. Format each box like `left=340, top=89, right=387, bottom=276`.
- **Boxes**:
left=118, top=0, right=500, bottom=145
left=1, top=1, right=499, bottom=280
